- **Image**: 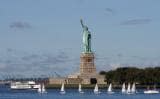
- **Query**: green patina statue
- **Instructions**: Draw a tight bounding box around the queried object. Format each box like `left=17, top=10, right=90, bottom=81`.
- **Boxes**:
left=80, top=19, right=92, bottom=53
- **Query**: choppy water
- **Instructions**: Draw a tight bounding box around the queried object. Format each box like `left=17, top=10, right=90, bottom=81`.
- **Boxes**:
left=0, top=85, right=160, bottom=99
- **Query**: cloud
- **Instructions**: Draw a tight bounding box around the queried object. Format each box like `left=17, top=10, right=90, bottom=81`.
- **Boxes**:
left=6, top=48, right=14, bottom=52
left=105, top=8, right=115, bottom=15
left=39, top=52, right=69, bottom=65
left=117, top=53, right=123, bottom=57
left=120, top=18, right=152, bottom=25
left=21, top=54, right=41, bottom=61
left=10, top=21, right=32, bottom=29
left=0, top=49, right=73, bottom=77
left=0, top=63, right=6, bottom=69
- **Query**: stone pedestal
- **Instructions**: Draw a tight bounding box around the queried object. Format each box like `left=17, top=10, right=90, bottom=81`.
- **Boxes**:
left=80, top=53, right=96, bottom=75
left=79, top=53, right=106, bottom=84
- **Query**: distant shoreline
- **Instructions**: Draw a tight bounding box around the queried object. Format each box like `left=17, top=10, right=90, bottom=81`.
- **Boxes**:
left=46, top=84, right=160, bottom=89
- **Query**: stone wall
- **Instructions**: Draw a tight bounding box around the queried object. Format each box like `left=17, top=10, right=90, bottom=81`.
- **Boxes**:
left=66, top=78, right=83, bottom=84
left=49, top=78, right=66, bottom=84
left=49, top=75, right=106, bottom=85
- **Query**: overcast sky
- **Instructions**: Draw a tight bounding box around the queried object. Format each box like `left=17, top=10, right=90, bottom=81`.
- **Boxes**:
left=0, top=0, right=160, bottom=78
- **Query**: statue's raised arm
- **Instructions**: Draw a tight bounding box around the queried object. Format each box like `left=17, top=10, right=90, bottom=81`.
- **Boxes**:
left=80, top=19, right=84, bottom=28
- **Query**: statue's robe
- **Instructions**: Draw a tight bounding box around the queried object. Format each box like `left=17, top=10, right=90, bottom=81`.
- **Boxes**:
left=83, top=30, right=91, bottom=53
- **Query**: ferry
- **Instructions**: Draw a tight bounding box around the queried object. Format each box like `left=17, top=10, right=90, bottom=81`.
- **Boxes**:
left=10, top=81, right=40, bottom=90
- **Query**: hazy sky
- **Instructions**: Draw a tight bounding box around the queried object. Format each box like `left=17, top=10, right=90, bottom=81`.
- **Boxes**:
left=0, top=0, right=160, bottom=78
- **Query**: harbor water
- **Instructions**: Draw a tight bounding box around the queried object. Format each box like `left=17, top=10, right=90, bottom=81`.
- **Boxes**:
left=0, top=85, right=160, bottom=99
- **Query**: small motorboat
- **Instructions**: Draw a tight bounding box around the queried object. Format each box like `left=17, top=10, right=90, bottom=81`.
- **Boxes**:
left=144, top=86, right=159, bottom=94
left=144, top=90, right=159, bottom=94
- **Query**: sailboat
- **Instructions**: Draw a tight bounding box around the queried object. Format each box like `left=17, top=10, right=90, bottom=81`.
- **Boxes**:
left=122, top=83, right=126, bottom=93
left=60, top=83, right=66, bottom=94
left=107, top=83, right=114, bottom=94
left=126, top=83, right=131, bottom=94
left=94, top=83, right=100, bottom=94
left=37, top=84, right=47, bottom=93
left=131, top=83, right=136, bottom=93
left=42, top=84, right=47, bottom=93
left=37, top=84, right=41, bottom=93
left=78, top=84, right=84, bottom=93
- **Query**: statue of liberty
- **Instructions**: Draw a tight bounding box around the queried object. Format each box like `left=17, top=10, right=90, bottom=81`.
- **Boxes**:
left=80, top=19, right=92, bottom=53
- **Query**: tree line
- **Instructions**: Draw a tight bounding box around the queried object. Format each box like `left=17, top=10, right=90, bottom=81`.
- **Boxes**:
left=100, top=67, right=160, bottom=85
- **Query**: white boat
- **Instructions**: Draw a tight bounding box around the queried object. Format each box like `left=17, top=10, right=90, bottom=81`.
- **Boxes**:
left=122, top=83, right=126, bottom=93
left=126, top=83, right=131, bottom=94
left=94, top=84, right=100, bottom=94
left=107, top=83, right=114, bottom=94
left=78, top=84, right=84, bottom=93
left=11, top=82, right=31, bottom=89
left=131, top=83, right=136, bottom=93
left=60, top=83, right=66, bottom=94
left=144, top=86, right=159, bottom=94
left=10, top=81, right=40, bottom=90
left=33, top=84, right=41, bottom=89
left=144, top=90, right=159, bottom=94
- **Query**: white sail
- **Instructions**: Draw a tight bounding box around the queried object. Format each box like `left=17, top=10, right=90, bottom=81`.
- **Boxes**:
left=38, top=84, right=47, bottom=93
left=61, top=83, right=65, bottom=92
left=37, top=84, right=42, bottom=93
left=78, top=84, right=84, bottom=93
left=108, top=83, right=112, bottom=92
left=94, top=84, right=98, bottom=92
left=42, top=84, right=46, bottom=93
left=122, top=83, right=126, bottom=93
left=127, top=83, right=131, bottom=93
left=78, top=84, right=82, bottom=92
left=131, top=83, right=136, bottom=93
left=94, top=84, right=100, bottom=94
left=60, top=83, right=65, bottom=94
